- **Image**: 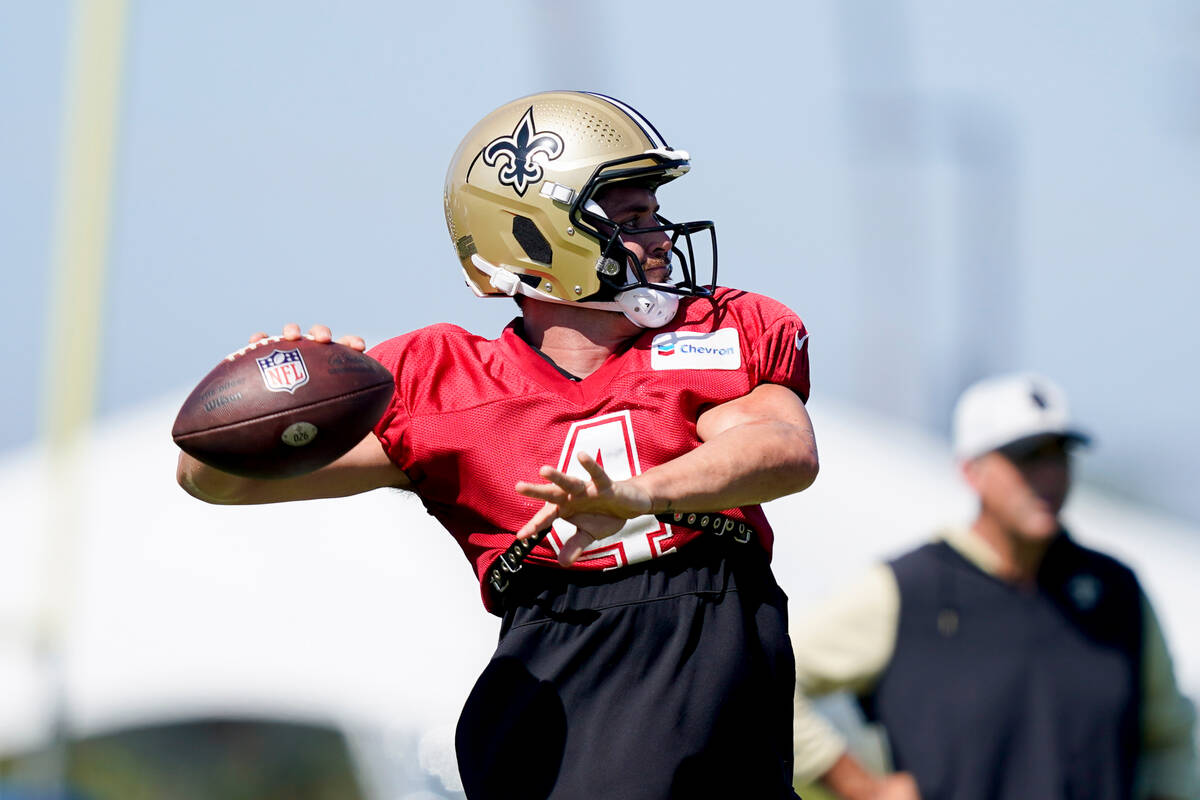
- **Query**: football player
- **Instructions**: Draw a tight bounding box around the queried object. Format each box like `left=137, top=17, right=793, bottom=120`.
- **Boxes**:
left=177, top=91, right=819, bottom=799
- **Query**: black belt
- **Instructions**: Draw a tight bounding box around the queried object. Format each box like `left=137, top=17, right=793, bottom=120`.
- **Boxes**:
left=487, top=511, right=757, bottom=596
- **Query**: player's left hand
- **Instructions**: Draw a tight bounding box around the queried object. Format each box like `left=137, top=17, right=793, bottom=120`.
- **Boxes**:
left=515, top=452, right=653, bottom=566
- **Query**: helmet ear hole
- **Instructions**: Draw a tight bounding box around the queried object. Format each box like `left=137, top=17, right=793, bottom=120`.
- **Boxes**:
left=512, top=216, right=553, bottom=265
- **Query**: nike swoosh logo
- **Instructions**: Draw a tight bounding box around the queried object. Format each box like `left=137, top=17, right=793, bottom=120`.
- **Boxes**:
left=795, top=332, right=809, bottom=351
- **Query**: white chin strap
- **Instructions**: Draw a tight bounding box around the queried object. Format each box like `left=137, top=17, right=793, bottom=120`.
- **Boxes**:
left=470, top=196, right=683, bottom=328
left=469, top=248, right=681, bottom=330
left=615, top=285, right=680, bottom=328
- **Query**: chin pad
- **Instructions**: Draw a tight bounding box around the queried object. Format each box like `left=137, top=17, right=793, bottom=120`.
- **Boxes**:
left=617, top=286, right=680, bottom=328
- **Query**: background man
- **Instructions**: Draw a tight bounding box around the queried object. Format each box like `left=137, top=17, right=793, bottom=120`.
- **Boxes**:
left=791, top=373, right=1199, bottom=800
left=176, top=91, right=819, bottom=799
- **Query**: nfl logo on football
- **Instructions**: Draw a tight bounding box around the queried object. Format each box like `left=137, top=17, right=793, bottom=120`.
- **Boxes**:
left=256, top=348, right=310, bottom=394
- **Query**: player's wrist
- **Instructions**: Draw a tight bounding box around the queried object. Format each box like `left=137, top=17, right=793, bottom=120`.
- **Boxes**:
left=646, top=491, right=674, bottom=517
left=619, top=476, right=660, bottom=516
left=642, top=497, right=668, bottom=516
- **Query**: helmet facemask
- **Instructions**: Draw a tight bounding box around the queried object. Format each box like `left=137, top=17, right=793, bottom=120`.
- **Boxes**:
left=585, top=208, right=718, bottom=299
left=573, top=155, right=720, bottom=326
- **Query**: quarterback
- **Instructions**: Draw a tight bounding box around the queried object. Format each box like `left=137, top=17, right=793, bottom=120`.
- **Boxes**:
left=177, top=91, right=819, bottom=799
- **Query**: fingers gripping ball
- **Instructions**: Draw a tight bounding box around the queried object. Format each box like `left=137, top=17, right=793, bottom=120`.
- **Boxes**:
left=172, top=336, right=394, bottom=479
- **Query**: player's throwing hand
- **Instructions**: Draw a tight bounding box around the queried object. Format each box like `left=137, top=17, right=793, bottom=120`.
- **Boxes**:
left=249, top=323, right=366, bottom=351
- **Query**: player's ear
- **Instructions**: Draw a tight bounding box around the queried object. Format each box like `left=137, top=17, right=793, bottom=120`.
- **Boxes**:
left=960, top=457, right=983, bottom=492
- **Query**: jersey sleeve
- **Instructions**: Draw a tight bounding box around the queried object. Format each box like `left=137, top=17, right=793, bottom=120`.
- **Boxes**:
left=748, top=311, right=811, bottom=401
left=367, top=335, right=419, bottom=477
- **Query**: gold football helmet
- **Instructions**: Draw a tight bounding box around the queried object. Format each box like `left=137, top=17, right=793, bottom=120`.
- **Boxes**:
left=444, top=91, right=717, bottom=328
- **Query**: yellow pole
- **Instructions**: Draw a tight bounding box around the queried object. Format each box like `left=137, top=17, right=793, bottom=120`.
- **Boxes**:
left=42, top=0, right=129, bottom=448
left=34, top=0, right=129, bottom=786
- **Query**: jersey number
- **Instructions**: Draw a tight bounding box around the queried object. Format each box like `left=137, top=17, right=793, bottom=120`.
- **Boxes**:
left=548, top=411, right=678, bottom=568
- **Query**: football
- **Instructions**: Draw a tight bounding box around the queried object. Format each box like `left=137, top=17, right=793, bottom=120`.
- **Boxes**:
left=172, top=336, right=394, bottom=479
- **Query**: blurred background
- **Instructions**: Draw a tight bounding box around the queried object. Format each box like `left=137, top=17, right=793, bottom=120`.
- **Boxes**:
left=2, top=0, right=1198, bottom=797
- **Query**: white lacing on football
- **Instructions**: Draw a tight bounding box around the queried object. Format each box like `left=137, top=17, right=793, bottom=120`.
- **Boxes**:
left=224, top=334, right=317, bottom=361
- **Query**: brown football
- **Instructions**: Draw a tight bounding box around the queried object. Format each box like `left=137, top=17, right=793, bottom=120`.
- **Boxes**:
left=172, top=336, right=394, bottom=479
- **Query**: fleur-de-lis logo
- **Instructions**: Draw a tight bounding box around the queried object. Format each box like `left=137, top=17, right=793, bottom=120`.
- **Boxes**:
left=482, top=107, right=564, bottom=197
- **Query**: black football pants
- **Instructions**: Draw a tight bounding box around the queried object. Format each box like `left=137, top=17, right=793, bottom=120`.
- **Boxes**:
left=456, top=536, right=800, bottom=800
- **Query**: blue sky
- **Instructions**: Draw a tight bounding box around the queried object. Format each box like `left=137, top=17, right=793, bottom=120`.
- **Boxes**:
left=3, top=0, right=1199, bottom=522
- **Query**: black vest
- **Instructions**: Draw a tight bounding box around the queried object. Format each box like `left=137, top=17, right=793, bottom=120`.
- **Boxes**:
left=861, top=533, right=1142, bottom=800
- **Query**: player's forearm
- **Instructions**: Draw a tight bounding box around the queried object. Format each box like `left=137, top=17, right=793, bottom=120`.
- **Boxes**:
left=176, top=433, right=412, bottom=505
left=633, top=418, right=818, bottom=514
left=176, top=452, right=264, bottom=504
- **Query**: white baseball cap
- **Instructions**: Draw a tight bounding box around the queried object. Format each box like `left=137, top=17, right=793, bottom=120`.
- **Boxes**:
left=952, top=373, right=1091, bottom=461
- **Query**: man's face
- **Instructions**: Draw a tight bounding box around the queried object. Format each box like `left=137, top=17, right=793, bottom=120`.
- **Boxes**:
left=591, top=184, right=673, bottom=284
left=964, top=436, right=1073, bottom=541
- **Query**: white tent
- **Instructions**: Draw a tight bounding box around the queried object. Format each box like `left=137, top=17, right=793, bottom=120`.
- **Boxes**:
left=2, top=395, right=1197, bottom=793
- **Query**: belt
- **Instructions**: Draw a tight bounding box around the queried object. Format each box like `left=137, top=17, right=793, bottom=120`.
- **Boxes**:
left=487, top=511, right=757, bottom=597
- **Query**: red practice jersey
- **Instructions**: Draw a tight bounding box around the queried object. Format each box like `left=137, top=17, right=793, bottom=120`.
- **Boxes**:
left=370, top=287, right=810, bottom=612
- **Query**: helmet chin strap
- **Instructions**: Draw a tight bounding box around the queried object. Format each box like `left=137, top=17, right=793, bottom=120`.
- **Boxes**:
left=469, top=251, right=681, bottom=329
left=615, top=286, right=680, bottom=328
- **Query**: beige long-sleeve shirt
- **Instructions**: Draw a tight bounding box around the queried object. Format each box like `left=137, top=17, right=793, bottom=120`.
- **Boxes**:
left=792, top=527, right=1200, bottom=799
